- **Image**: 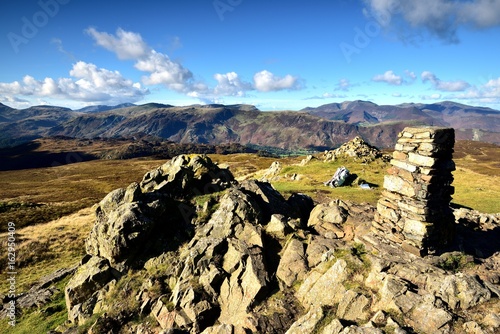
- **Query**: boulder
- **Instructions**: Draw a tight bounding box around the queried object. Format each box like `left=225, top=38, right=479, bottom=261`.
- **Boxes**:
left=308, top=201, right=348, bottom=239
left=336, top=289, right=370, bottom=322
left=408, top=296, right=453, bottom=334
left=437, top=273, right=491, bottom=310
left=198, top=187, right=263, bottom=240
left=277, top=237, right=308, bottom=288
left=240, top=180, right=296, bottom=221
left=265, top=214, right=292, bottom=238
left=260, top=161, right=282, bottom=181
left=65, top=256, right=117, bottom=323
left=285, top=306, right=325, bottom=334
left=86, top=200, right=167, bottom=266
left=140, top=154, right=234, bottom=196
left=296, top=259, right=348, bottom=308
left=218, top=240, right=268, bottom=330
left=287, top=193, right=315, bottom=227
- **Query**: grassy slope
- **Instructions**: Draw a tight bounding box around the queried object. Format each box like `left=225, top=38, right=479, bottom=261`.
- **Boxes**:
left=0, top=142, right=498, bottom=331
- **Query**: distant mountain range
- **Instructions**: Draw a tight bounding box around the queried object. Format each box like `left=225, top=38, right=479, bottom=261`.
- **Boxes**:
left=302, top=100, right=500, bottom=132
left=0, top=101, right=499, bottom=150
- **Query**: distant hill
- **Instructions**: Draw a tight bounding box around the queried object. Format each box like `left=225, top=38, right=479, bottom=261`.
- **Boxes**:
left=0, top=101, right=499, bottom=150
left=76, top=103, right=136, bottom=113
left=303, top=100, right=500, bottom=132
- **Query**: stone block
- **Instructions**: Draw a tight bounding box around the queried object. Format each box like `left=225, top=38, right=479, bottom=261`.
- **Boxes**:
left=390, top=159, right=418, bottom=173
left=383, top=175, right=416, bottom=198
left=408, top=153, right=437, bottom=167
left=393, top=151, right=408, bottom=161
left=403, top=219, right=431, bottom=237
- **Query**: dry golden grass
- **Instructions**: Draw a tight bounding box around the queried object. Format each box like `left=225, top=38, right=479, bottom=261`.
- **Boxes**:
left=0, top=158, right=165, bottom=232
left=0, top=207, right=94, bottom=294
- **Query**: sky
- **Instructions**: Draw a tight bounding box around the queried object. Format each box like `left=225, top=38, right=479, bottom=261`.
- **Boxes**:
left=1, top=0, right=500, bottom=111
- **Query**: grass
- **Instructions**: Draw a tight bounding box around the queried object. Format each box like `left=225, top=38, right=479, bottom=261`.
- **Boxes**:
left=271, top=156, right=388, bottom=205
left=0, top=207, right=93, bottom=295
left=0, top=276, right=70, bottom=334
left=0, top=157, right=165, bottom=232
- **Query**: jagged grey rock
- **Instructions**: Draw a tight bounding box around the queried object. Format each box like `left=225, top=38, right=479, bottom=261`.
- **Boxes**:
left=65, top=256, right=116, bottom=323
left=296, top=259, right=348, bottom=308
left=308, top=201, right=348, bottom=239
left=285, top=306, right=324, bottom=334
left=277, top=237, right=308, bottom=288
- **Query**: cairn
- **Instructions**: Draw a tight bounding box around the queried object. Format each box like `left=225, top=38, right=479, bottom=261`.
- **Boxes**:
left=373, top=127, right=456, bottom=256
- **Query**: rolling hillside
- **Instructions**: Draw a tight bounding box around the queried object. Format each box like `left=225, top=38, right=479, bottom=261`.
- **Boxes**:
left=1, top=101, right=499, bottom=150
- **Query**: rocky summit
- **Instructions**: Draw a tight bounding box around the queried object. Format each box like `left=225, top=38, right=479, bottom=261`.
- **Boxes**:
left=55, top=152, right=500, bottom=333
left=14, top=149, right=498, bottom=333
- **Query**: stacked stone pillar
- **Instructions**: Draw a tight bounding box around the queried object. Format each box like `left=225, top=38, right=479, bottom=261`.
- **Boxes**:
left=373, top=127, right=456, bottom=256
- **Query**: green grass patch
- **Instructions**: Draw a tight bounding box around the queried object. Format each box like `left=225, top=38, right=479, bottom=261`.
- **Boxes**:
left=452, top=167, right=500, bottom=213
left=437, top=253, right=475, bottom=273
left=272, top=157, right=388, bottom=205
left=0, top=276, right=70, bottom=333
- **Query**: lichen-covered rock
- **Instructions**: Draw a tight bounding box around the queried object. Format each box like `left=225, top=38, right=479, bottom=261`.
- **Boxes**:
left=437, top=273, right=491, bottom=310
left=65, top=256, right=117, bottom=323
left=140, top=154, right=234, bottom=196
left=285, top=306, right=325, bottom=334
left=277, top=237, right=308, bottom=288
left=296, top=259, right=348, bottom=308
left=308, top=201, right=348, bottom=239
left=86, top=201, right=161, bottom=266
left=218, top=239, right=268, bottom=330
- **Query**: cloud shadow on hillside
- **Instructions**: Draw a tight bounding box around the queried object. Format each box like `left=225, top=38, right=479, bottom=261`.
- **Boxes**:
left=0, top=141, right=97, bottom=171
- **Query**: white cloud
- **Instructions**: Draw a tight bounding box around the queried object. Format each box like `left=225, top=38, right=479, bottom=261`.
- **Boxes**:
left=213, top=72, right=252, bottom=97
left=136, top=51, right=195, bottom=93
left=373, top=70, right=403, bottom=85
left=0, top=61, right=149, bottom=105
left=87, top=28, right=302, bottom=100
left=364, top=0, right=500, bottom=42
left=452, top=77, right=500, bottom=103
left=421, top=71, right=470, bottom=92
left=87, top=28, right=196, bottom=94
left=86, top=27, right=149, bottom=60
left=253, top=70, right=300, bottom=92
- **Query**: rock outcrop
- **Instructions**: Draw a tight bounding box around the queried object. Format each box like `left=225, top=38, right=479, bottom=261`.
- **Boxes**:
left=323, top=136, right=389, bottom=163
left=59, top=151, right=500, bottom=334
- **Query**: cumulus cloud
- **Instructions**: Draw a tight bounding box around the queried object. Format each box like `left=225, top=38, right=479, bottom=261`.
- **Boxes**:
left=0, top=61, right=149, bottom=105
left=451, top=77, right=500, bottom=104
left=373, top=70, right=403, bottom=85
left=253, top=70, right=300, bottom=92
left=421, top=71, right=470, bottom=92
left=87, top=28, right=198, bottom=94
left=213, top=72, right=252, bottom=97
left=363, top=0, right=500, bottom=43
left=86, top=27, right=149, bottom=60
left=87, top=28, right=302, bottom=99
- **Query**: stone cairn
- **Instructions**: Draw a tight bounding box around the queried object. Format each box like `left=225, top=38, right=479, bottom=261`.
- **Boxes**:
left=373, top=127, right=456, bottom=256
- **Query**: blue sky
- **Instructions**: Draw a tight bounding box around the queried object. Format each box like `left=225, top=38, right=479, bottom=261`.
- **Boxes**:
left=1, top=0, right=500, bottom=110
